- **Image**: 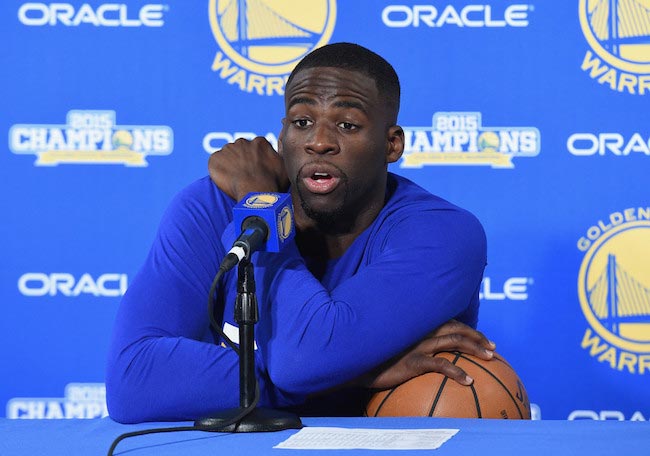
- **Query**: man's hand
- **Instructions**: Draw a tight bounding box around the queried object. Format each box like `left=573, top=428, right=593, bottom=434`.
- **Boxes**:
left=357, top=320, right=495, bottom=390
left=208, top=137, right=289, bottom=201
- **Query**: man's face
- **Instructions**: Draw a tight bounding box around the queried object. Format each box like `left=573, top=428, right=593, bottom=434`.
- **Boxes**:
left=279, top=67, right=402, bottom=231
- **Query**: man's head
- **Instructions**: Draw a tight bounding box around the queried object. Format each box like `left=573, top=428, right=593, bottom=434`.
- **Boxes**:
left=279, top=43, right=404, bottom=239
left=287, top=43, right=401, bottom=124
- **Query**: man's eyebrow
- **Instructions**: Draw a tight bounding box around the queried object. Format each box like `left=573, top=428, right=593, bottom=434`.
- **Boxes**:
left=287, top=97, right=316, bottom=110
left=287, top=97, right=367, bottom=113
left=334, top=99, right=366, bottom=113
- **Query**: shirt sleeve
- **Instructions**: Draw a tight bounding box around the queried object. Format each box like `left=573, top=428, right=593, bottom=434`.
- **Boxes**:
left=258, top=206, right=487, bottom=396
left=105, top=178, right=278, bottom=423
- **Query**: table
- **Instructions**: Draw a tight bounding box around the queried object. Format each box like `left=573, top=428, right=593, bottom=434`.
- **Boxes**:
left=0, top=416, right=647, bottom=455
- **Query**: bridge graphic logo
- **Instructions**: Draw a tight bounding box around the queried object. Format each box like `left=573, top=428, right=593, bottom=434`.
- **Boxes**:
left=579, top=0, right=650, bottom=94
left=208, top=0, right=337, bottom=95
left=578, top=213, right=650, bottom=374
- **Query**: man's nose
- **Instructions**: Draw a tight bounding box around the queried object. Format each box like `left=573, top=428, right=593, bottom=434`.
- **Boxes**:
left=305, top=123, right=339, bottom=155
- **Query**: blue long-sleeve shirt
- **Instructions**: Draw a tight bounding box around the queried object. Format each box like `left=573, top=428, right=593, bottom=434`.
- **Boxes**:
left=106, top=173, right=486, bottom=423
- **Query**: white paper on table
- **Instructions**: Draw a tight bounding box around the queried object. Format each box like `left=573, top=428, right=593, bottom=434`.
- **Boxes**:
left=273, top=427, right=459, bottom=450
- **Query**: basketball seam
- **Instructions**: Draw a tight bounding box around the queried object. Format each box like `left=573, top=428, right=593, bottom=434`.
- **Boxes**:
left=493, top=356, right=527, bottom=418
left=371, top=387, right=397, bottom=417
left=469, top=383, right=481, bottom=418
left=428, top=352, right=461, bottom=417
left=454, top=352, right=525, bottom=419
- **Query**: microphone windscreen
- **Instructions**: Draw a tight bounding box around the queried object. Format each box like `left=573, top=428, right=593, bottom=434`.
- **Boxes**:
left=233, top=193, right=295, bottom=253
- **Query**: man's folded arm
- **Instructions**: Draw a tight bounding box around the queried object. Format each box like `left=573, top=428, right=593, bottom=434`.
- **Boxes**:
left=261, top=208, right=487, bottom=395
left=106, top=179, right=281, bottom=423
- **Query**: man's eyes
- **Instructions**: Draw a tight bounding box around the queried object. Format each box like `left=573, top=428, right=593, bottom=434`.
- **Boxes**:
left=292, top=119, right=313, bottom=127
left=290, top=119, right=359, bottom=130
left=338, top=122, right=358, bottom=130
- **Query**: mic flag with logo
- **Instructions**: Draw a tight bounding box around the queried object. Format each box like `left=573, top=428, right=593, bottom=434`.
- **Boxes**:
left=220, top=192, right=295, bottom=273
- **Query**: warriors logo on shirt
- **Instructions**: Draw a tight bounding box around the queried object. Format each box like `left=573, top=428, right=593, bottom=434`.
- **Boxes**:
left=9, top=110, right=173, bottom=166
left=399, top=112, right=540, bottom=169
left=208, top=0, right=337, bottom=96
left=578, top=0, right=650, bottom=95
left=577, top=208, right=650, bottom=375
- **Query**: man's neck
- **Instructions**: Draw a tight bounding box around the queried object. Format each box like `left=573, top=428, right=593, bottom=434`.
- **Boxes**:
left=294, top=195, right=386, bottom=259
left=291, top=175, right=392, bottom=260
left=296, top=228, right=360, bottom=259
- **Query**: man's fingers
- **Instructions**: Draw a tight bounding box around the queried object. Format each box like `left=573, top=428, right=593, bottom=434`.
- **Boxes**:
left=430, top=320, right=496, bottom=350
left=423, top=356, right=473, bottom=386
left=416, top=333, right=495, bottom=361
left=207, top=137, right=288, bottom=199
left=208, top=151, right=219, bottom=176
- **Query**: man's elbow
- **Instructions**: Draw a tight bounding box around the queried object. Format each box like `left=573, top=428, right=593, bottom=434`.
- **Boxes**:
left=105, top=372, right=145, bottom=424
left=266, top=351, right=330, bottom=397
left=105, top=353, right=162, bottom=424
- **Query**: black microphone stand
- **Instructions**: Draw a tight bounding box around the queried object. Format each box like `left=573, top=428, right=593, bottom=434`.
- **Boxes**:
left=195, top=258, right=302, bottom=432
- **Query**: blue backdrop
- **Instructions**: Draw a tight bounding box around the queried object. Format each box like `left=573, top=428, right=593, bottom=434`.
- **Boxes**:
left=2, top=0, right=649, bottom=421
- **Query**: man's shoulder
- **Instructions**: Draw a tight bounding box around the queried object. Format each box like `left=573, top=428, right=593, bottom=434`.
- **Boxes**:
left=175, top=175, right=218, bottom=199
left=378, top=173, right=486, bottom=252
left=173, top=176, right=233, bottom=206
left=384, top=173, right=484, bottom=232
left=162, top=176, right=235, bottom=225
left=387, top=173, right=465, bottom=212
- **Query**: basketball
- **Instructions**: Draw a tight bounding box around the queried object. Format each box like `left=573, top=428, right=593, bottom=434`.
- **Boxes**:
left=365, top=351, right=531, bottom=419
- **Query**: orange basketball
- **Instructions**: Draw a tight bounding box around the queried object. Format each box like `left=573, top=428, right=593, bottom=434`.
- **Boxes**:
left=365, top=351, right=531, bottom=419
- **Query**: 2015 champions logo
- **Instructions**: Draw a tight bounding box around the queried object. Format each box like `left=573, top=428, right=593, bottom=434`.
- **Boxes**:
left=7, top=383, right=107, bottom=419
left=399, top=112, right=540, bottom=168
left=9, top=110, right=173, bottom=166
left=579, top=0, right=650, bottom=95
left=208, top=0, right=336, bottom=96
left=577, top=208, right=650, bottom=374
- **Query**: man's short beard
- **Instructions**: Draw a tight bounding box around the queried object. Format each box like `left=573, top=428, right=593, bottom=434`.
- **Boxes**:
left=297, top=177, right=351, bottom=233
left=300, top=197, right=345, bottom=230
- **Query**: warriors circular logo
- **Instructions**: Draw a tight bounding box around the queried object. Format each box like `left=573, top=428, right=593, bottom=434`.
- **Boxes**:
left=244, top=193, right=279, bottom=208
left=577, top=211, right=650, bottom=374
left=112, top=130, right=133, bottom=150
left=277, top=206, right=293, bottom=241
left=578, top=0, right=650, bottom=94
left=208, top=0, right=337, bottom=95
left=477, top=131, right=500, bottom=152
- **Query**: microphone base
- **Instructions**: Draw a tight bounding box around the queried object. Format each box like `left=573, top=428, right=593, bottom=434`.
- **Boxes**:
left=194, top=407, right=303, bottom=433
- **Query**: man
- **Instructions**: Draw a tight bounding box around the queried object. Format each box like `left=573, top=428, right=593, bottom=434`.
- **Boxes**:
left=106, top=43, right=492, bottom=423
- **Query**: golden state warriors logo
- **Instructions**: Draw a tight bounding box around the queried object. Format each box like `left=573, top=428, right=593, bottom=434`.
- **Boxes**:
left=577, top=208, right=650, bottom=374
left=277, top=206, right=293, bottom=241
left=244, top=193, right=279, bottom=208
left=400, top=112, right=540, bottom=169
left=208, top=0, right=336, bottom=96
left=579, top=0, right=650, bottom=94
left=8, top=110, right=173, bottom=166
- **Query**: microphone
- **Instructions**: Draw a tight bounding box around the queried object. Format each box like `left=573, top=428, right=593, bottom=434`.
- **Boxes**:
left=219, top=192, right=295, bottom=272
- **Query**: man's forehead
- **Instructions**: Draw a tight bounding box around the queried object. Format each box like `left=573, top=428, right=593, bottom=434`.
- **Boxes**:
left=284, top=67, right=379, bottom=102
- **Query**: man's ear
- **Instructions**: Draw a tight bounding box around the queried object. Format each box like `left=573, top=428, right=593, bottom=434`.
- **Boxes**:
left=386, top=125, right=404, bottom=164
